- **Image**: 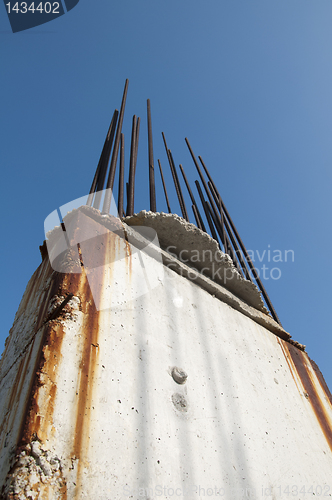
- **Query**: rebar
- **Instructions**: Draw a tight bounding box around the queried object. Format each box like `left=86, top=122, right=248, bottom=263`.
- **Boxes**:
left=118, top=133, right=125, bottom=217
left=195, top=181, right=219, bottom=244
left=185, top=137, right=226, bottom=249
left=158, top=159, right=172, bottom=213
left=103, top=79, right=129, bottom=214
left=199, top=155, right=282, bottom=325
left=127, top=115, right=137, bottom=216
left=179, top=164, right=206, bottom=232
left=89, top=110, right=118, bottom=209
left=147, top=99, right=156, bottom=212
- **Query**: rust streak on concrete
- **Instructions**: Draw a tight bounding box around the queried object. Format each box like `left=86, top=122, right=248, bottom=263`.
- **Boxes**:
left=281, top=340, right=332, bottom=452
left=72, top=270, right=100, bottom=495
left=19, top=267, right=80, bottom=446
left=277, top=338, right=303, bottom=394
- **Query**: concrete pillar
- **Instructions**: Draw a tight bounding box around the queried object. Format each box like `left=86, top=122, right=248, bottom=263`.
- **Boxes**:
left=1, top=207, right=332, bottom=499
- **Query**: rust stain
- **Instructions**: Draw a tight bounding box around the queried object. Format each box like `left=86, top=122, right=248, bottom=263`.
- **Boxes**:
left=24, top=322, right=67, bottom=442
left=72, top=264, right=103, bottom=443
left=280, top=339, right=332, bottom=452
left=3, top=209, right=128, bottom=496
left=125, top=237, right=132, bottom=282
left=277, top=338, right=304, bottom=394
left=309, top=357, right=332, bottom=406
left=19, top=267, right=82, bottom=446
left=72, top=269, right=100, bottom=496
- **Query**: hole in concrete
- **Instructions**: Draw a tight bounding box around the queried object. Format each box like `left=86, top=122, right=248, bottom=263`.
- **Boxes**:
left=172, top=393, right=188, bottom=412
left=171, top=367, right=188, bottom=384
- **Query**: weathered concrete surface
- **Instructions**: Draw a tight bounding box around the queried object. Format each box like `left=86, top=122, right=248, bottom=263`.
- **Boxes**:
left=123, top=223, right=291, bottom=342
left=124, top=211, right=268, bottom=313
left=0, top=208, right=331, bottom=499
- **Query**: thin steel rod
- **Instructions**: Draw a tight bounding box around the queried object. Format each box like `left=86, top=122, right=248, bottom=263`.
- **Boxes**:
left=158, top=159, right=172, bottom=213
left=168, top=151, right=189, bottom=221
left=206, top=201, right=244, bottom=277
left=207, top=181, right=229, bottom=256
left=187, top=137, right=247, bottom=276
left=195, top=181, right=220, bottom=244
left=46, top=293, right=74, bottom=322
left=118, top=133, right=125, bottom=217
left=91, top=110, right=118, bottom=209
left=207, top=179, right=227, bottom=254
left=147, top=99, right=156, bottom=212
left=127, top=115, right=137, bottom=216
left=191, top=204, right=202, bottom=231
left=161, top=131, right=169, bottom=150
left=126, top=182, right=129, bottom=208
left=87, top=161, right=101, bottom=207
left=135, top=116, right=140, bottom=169
left=162, top=132, right=189, bottom=221
left=199, top=154, right=282, bottom=325
left=208, top=180, right=252, bottom=280
left=179, top=164, right=206, bottom=232
left=130, top=116, right=140, bottom=215
left=97, top=110, right=119, bottom=191
left=103, top=79, right=129, bottom=214
left=185, top=137, right=226, bottom=248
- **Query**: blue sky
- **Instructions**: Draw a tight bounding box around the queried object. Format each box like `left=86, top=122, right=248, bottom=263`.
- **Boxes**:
left=1, top=0, right=332, bottom=388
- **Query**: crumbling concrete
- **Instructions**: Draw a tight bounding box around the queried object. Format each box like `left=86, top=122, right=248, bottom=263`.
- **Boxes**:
left=2, top=441, right=66, bottom=499
left=124, top=210, right=268, bottom=313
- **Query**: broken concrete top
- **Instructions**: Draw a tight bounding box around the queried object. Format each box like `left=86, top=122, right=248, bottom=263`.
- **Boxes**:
left=124, top=210, right=268, bottom=313
left=41, top=206, right=293, bottom=344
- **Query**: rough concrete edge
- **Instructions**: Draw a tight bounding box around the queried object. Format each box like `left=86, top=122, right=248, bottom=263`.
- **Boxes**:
left=0, top=259, right=51, bottom=378
left=122, top=222, right=292, bottom=343
left=47, top=206, right=265, bottom=313
left=43, top=205, right=304, bottom=349
left=0, top=291, right=77, bottom=385
left=123, top=210, right=268, bottom=313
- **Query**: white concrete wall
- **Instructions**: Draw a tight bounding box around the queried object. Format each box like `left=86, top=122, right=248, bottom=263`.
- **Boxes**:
left=1, top=210, right=332, bottom=499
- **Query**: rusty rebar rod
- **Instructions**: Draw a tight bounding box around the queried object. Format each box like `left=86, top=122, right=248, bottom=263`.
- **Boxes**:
left=168, top=151, right=189, bottom=222
left=199, top=155, right=282, bottom=325
left=118, top=133, right=125, bottom=217
left=208, top=180, right=252, bottom=281
left=206, top=201, right=244, bottom=277
left=147, top=99, right=156, bottom=212
left=135, top=116, right=140, bottom=169
left=87, top=161, right=101, bottom=207
left=179, top=164, right=206, bottom=232
left=188, top=138, right=247, bottom=276
left=162, top=132, right=189, bottom=221
left=185, top=138, right=226, bottom=248
left=89, top=110, right=118, bottom=209
left=127, top=115, right=137, bottom=216
left=195, top=181, right=219, bottom=244
left=103, top=79, right=129, bottom=214
left=158, top=159, right=172, bottom=213
left=45, top=293, right=74, bottom=323
left=191, top=204, right=202, bottom=231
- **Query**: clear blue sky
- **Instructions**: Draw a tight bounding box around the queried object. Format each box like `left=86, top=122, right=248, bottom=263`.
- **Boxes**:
left=1, top=0, right=332, bottom=388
